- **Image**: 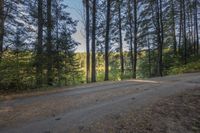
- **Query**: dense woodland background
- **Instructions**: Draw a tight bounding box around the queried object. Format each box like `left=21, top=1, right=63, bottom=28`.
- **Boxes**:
left=0, top=0, right=199, bottom=91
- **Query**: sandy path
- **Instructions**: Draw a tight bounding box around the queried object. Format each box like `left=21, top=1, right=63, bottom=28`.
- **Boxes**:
left=0, top=73, right=200, bottom=133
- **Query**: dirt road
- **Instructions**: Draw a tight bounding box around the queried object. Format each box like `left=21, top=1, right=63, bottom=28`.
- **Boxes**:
left=0, top=73, right=200, bottom=133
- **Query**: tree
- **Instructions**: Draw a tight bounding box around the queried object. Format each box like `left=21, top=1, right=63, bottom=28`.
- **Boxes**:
left=0, top=0, right=81, bottom=90
left=91, top=0, right=96, bottom=82
left=1, top=0, right=200, bottom=91
left=156, top=0, right=164, bottom=77
left=0, top=0, right=4, bottom=62
left=127, top=0, right=134, bottom=78
left=194, top=0, right=199, bottom=55
left=117, top=0, right=124, bottom=79
left=178, top=0, right=183, bottom=55
left=170, top=0, right=177, bottom=55
left=182, top=0, right=187, bottom=64
left=133, top=0, right=138, bottom=79
left=85, top=0, right=90, bottom=83
left=104, top=0, right=111, bottom=81
left=36, top=0, right=43, bottom=86
left=159, top=0, right=164, bottom=77
left=55, top=0, right=61, bottom=86
left=47, top=0, right=53, bottom=85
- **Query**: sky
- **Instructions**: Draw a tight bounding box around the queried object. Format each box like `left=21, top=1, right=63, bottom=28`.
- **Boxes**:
left=64, top=0, right=86, bottom=52
left=64, top=0, right=130, bottom=53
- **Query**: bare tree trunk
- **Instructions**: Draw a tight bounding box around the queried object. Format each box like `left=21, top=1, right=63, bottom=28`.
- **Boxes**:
left=85, top=0, right=90, bottom=83
left=91, top=0, right=96, bottom=82
left=147, top=36, right=151, bottom=77
left=118, top=0, right=124, bottom=79
left=55, top=1, right=61, bottom=86
left=128, top=0, right=134, bottom=78
left=159, top=0, right=164, bottom=77
left=187, top=4, right=192, bottom=56
left=179, top=1, right=183, bottom=55
left=36, top=0, right=43, bottom=86
left=183, top=0, right=187, bottom=64
left=171, top=0, right=177, bottom=55
left=104, top=0, right=111, bottom=81
left=156, top=0, right=163, bottom=77
left=47, top=0, right=53, bottom=85
left=194, top=0, right=199, bottom=55
left=0, top=0, right=4, bottom=63
left=190, top=8, right=195, bottom=53
left=133, top=0, right=138, bottom=79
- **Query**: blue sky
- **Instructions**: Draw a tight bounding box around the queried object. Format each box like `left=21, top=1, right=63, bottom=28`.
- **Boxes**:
left=64, top=0, right=85, bottom=52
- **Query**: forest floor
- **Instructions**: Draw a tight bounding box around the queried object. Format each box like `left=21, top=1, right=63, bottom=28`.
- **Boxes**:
left=80, top=88, right=200, bottom=133
left=0, top=73, right=200, bottom=133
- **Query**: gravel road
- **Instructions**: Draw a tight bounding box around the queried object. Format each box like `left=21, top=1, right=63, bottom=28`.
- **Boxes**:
left=0, top=73, right=200, bottom=133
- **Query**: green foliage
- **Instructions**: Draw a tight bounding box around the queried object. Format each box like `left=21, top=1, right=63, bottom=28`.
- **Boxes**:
left=1, top=49, right=200, bottom=93
left=0, top=51, right=35, bottom=91
left=167, top=58, right=200, bottom=75
left=137, top=50, right=157, bottom=79
left=0, top=51, right=84, bottom=92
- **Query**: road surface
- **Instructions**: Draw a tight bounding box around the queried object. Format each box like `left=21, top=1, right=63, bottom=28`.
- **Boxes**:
left=0, top=73, right=200, bottom=133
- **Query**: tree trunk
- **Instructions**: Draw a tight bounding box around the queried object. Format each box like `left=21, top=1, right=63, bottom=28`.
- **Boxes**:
left=147, top=36, right=151, bottom=77
left=159, top=0, right=164, bottom=77
left=188, top=4, right=193, bottom=54
left=182, top=0, right=187, bottom=64
left=194, top=0, right=199, bottom=55
left=178, top=1, right=183, bottom=55
left=47, top=0, right=53, bottom=85
left=0, top=0, right=4, bottom=62
left=104, top=0, right=111, bottom=81
left=36, top=0, right=43, bottom=86
left=55, top=1, right=61, bottom=86
left=133, top=0, right=138, bottom=79
left=187, top=4, right=192, bottom=56
left=85, top=0, right=90, bottom=83
left=128, top=0, right=134, bottom=79
left=91, top=0, right=96, bottom=82
left=118, top=0, right=124, bottom=79
left=190, top=7, right=195, bottom=53
left=171, top=0, right=177, bottom=55
left=156, top=0, right=163, bottom=77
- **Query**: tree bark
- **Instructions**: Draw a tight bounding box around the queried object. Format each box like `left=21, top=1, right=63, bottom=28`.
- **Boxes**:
left=178, top=1, right=183, bottom=55
left=47, top=0, right=53, bottom=85
left=55, top=1, right=61, bottom=86
left=194, top=0, right=199, bottom=55
left=171, top=0, right=177, bottom=55
left=36, top=0, right=43, bottom=86
left=91, top=0, right=96, bottom=82
left=147, top=36, right=151, bottom=77
left=187, top=3, right=192, bottom=53
left=85, top=0, right=90, bottom=83
left=0, top=0, right=4, bottom=62
left=156, top=0, right=163, bottom=77
left=104, top=0, right=111, bottom=81
left=128, top=0, right=134, bottom=79
left=133, top=0, right=138, bottom=79
left=187, top=5, right=192, bottom=56
left=182, top=0, right=187, bottom=64
left=159, top=0, right=164, bottom=77
left=190, top=7, right=195, bottom=53
left=118, top=0, right=124, bottom=79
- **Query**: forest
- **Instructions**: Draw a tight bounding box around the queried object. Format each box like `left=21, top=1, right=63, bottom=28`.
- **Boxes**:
left=0, top=0, right=199, bottom=91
